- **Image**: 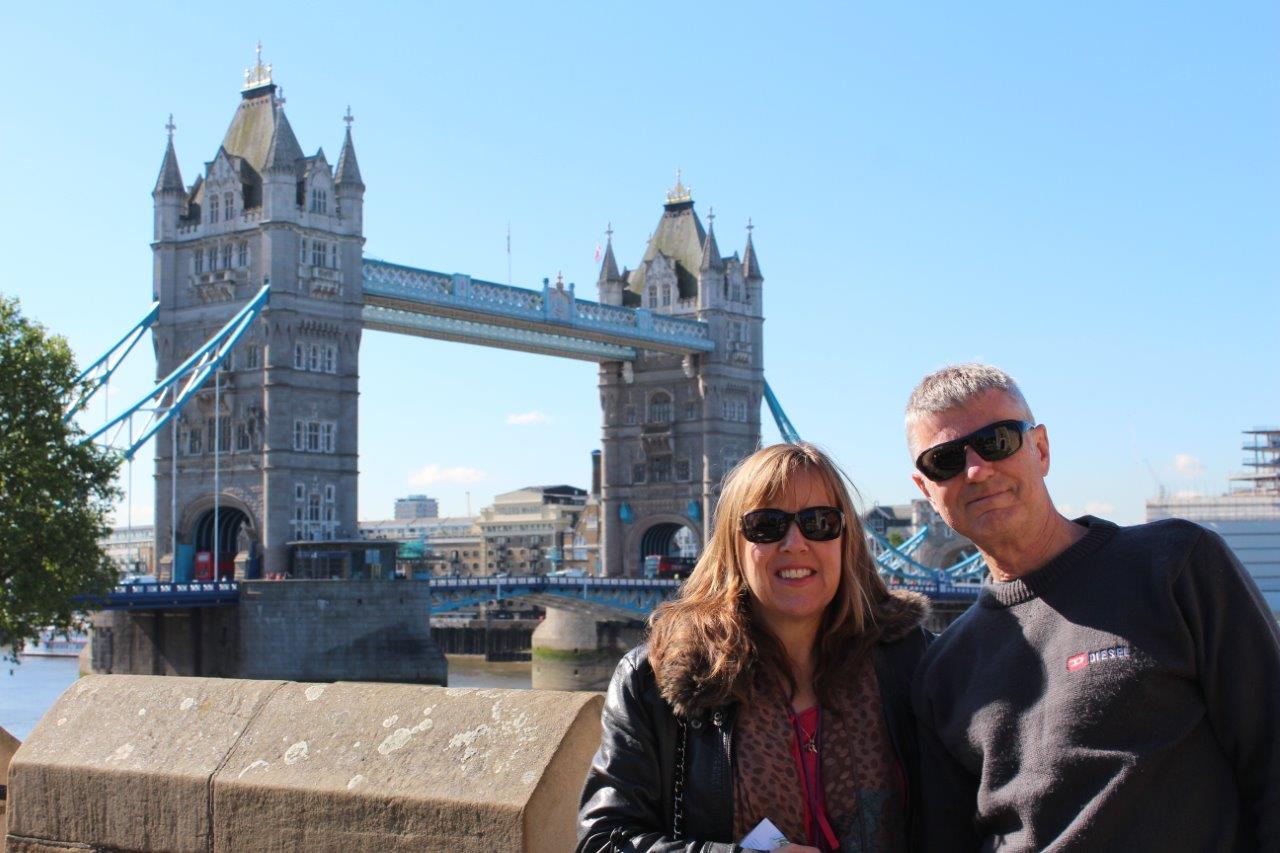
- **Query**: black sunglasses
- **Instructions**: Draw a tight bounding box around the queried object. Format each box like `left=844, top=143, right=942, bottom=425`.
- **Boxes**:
left=915, top=419, right=1036, bottom=482
left=740, top=506, right=845, bottom=544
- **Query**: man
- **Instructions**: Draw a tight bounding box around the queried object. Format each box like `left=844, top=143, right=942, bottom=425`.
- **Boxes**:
left=905, top=363, right=1280, bottom=851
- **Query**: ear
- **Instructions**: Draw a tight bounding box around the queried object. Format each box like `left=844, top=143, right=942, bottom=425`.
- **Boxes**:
left=1032, top=424, right=1051, bottom=476
left=911, top=471, right=932, bottom=501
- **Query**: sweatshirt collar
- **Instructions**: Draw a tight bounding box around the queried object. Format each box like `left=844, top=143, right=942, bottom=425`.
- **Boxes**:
left=979, top=516, right=1119, bottom=608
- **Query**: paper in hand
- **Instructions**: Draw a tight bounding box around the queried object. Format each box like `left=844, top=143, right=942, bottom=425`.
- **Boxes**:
left=740, top=817, right=789, bottom=850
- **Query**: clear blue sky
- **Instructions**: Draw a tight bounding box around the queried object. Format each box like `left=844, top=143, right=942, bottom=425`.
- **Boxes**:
left=4, top=2, right=1277, bottom=528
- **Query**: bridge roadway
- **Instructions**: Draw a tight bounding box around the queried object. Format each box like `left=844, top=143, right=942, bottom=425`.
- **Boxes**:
left=93, top=575, right=980, bottom=617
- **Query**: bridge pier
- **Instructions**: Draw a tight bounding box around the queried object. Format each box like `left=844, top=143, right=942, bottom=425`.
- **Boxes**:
left=530, top=608, right=643, bottom=691
left=90, top=580, right=447, bottom=685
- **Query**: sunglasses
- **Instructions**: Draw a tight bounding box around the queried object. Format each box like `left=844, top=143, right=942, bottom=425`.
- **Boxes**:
left=915, top=419, right=1036, bottom=482
left=740, top=506, right=845, bottom=544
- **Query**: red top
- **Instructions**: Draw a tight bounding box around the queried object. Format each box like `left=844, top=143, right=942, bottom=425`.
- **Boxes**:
left=790, top=706, right=840, bottom=852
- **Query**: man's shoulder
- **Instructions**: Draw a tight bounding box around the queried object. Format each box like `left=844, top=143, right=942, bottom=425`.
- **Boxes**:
left=916, top=602, right=991, bottom=670
left=1097, top=516, right=1209, bottom=568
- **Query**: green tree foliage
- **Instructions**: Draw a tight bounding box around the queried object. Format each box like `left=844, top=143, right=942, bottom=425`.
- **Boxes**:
left=0, top=297, right=120, bottom=660
left=887, top=531, right=906, bottom=547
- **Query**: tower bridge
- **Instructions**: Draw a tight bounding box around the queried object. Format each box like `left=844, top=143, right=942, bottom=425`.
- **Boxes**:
left=78, top=55, right=981, bottom=685
left=127, top=56, right=765, bottom=584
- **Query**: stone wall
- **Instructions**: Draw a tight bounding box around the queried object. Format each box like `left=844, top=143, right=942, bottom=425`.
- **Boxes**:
left=8, top=676, right=602, bottom=852
left=237, top=580, right=445, bottom=684
left=2, top=725, right=20, bottom=852
left=89, top=580, right=447, bottom=686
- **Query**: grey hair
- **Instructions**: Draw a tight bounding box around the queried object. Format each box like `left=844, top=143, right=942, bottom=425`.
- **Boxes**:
left=904, top=363, right=1034, bottom=430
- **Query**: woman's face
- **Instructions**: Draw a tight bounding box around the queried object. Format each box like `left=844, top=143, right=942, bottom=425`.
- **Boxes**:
left=738, top=468, right=844, bottom=639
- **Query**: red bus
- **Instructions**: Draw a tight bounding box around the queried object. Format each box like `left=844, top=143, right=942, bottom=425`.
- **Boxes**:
left=643, top=555, right=697, bottom=580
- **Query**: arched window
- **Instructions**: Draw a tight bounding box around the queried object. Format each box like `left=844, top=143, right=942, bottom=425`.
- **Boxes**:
left=648, top=391, right=673, bottom=424
left=206, top=247, right=216, bottom=270
left=193, top=250, right=203, bottom=274
left=648, top=287, right=657, bottom=308
left=328, top=243, right=338, bottom=269
left=223, top=192, right=234, bottom=221
left=310, top=188, right=328, bottom=215
left=208, top=195, right=219, bottom=223
left=237, top=241, right=249, bottom=267
left=220, top=243, right=232, bottom=269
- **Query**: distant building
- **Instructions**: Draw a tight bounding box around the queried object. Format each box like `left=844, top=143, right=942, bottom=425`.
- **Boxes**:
left=358, top=516, right=482, bottom=575
left=101, top=525, right=156, bottom=576
left=479, top=485, right=587, bottom=575
left=863, top=504, right=915, bottom=542
left=1146, top=427, right=1280, bottom=616
left=394, top=495, right=438, bottom=520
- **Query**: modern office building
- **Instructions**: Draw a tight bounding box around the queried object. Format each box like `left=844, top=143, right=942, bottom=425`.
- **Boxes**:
left=1146, top=428, right=1280, bottom=616
left=394, top=495, right=439, bottom=520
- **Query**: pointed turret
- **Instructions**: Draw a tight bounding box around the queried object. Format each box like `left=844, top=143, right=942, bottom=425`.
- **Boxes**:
left=154, top=123, right=184, bottom=195
left=699, top=209, right=724, bottom=272
left=334, top=107, right=366, bottom=235
left=742, top=219, right=763, bottom=281
left=335, top=115, right=364, bottom=188
left=153, top=115, right=185, bottom=242
left=264, top=106, right=304, bottom=171
left=596, top=225, right=625, bottom=305
left=597, top=230, right=621, bottom=285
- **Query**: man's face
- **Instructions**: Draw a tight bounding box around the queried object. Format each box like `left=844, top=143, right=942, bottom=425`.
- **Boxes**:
left=908, top=389, right=1053, bottom=551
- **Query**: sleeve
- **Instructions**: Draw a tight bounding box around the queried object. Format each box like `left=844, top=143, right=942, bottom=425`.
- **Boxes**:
left=911, top=656, right=982, bottom=853
left=576, top=655, right=739, bottom=853
left=1171, top=529, right=1280, bottom=851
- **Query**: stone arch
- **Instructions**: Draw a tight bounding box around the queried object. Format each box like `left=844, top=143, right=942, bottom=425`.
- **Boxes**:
left=624, top=513, right=702, bottom=575
left=179, top=493, right=259, bottom=550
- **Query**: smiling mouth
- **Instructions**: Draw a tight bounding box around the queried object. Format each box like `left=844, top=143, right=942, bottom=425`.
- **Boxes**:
left=967, top=489, right=1008, bottom=507
left=776, top=568, right=816, bottom=580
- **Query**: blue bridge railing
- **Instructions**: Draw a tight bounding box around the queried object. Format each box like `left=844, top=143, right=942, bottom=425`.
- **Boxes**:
left=82, top=574, right=977, bottom=614
left=85, top=581, right=242, bottom=610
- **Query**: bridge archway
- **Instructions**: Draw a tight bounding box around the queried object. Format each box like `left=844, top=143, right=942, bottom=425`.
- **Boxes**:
left=176, top=494, right=261, bottom=579
left=624, top=514, right=702, bottom=576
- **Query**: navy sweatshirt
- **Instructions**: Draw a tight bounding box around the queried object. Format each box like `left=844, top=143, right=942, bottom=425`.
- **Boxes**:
left=912, top=516, right=1280, bottom=852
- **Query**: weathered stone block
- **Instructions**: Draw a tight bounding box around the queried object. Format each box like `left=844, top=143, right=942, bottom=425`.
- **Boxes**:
left=8, top=675, right=284, bottom=851
left=8, top=676, right=603, bottom=851
left=214, top=681, right=601, bottom=852
left=2, top=725, right=21, bottom=853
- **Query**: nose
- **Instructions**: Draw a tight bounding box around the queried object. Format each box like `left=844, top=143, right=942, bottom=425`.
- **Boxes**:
left=964, top=445, right=996, bottom=482
left=778, top=517, right=810, bottom=552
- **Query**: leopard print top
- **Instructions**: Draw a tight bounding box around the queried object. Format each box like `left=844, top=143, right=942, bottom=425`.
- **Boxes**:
left=732, top=653, right=905, bottom=852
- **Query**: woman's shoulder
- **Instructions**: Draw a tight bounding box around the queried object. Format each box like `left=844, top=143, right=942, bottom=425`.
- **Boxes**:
left=876, top=588, right=933, bottom=645
left=873, top=589, right=936, bottom=676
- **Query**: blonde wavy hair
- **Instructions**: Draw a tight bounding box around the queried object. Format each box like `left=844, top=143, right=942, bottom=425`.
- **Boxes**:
left=648, top=442, right=893, bottom=712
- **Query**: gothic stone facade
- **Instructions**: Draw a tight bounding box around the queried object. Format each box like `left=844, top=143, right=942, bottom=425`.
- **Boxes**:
left=151, top=69, right=365, bottom=577
left=597, top=188, right=765, bottom=576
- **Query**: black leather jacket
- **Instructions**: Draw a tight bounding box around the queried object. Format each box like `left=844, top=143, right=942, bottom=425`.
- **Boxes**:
left=577, top=628, right=933, bottom=852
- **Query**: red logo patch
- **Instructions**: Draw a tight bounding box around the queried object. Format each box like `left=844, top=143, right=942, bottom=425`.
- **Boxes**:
left=1066, top=653, right=1089, bottom=672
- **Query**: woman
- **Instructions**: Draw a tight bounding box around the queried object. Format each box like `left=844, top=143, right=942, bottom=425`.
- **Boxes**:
left=577, top=443, right=931, bottom=852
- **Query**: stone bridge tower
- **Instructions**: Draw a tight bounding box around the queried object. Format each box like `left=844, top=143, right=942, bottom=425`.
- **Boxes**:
left=151, top=54, right=365, bottom=578
left=596, top=178, right=764, bottom=576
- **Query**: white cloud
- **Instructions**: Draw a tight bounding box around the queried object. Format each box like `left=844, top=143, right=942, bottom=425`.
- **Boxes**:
left=506, top=411, right=551, bottom=426
left=408, top=464, right=487, bottom=486
left=1173, top=453, right=1205, bottom=478
left=1084, top=501, right=1115, bottom=516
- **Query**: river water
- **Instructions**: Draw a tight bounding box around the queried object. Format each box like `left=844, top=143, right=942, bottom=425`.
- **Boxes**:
left=0, top=654, right=533, bottom=742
